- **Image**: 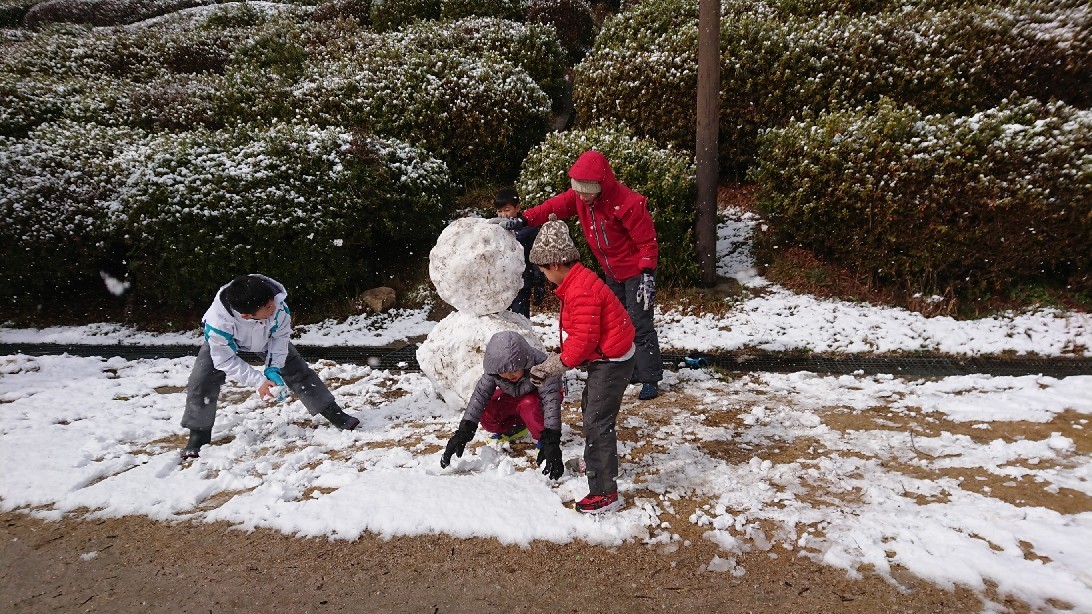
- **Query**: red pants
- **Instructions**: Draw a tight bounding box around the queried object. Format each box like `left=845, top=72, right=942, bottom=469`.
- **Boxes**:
left=479, top=390, right=545, bottom=440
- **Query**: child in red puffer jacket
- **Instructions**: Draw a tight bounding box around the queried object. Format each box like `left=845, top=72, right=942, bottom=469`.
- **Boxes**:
left=526, top=214, right=635, bottom=514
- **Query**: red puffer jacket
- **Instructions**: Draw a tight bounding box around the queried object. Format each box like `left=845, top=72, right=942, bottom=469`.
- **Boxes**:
left=555, top=262, right=636, bottom=367
left=523, top=151, right=658, bottom=282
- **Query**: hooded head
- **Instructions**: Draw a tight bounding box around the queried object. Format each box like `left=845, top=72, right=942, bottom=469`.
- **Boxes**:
left=567, top=150, right=618, bottom=200
left=483, top=331, right=546, bottom=375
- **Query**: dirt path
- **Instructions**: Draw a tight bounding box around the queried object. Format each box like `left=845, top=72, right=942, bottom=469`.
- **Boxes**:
left=1, top=511, right=993, bottom=613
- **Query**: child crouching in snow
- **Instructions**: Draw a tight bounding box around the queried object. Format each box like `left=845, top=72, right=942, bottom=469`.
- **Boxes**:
left=440, top=331, right=564, bottom=480
left=179, top=274, right=359, bottom=459
left=526, top=214, right=636, bottom=514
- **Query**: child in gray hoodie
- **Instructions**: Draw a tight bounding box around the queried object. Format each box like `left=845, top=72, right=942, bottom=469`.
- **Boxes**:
left=439, top=331, right=564, bottom=479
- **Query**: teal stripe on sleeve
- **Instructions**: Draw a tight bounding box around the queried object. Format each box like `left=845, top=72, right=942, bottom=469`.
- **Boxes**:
left=204, top=323, right=239, bottom=353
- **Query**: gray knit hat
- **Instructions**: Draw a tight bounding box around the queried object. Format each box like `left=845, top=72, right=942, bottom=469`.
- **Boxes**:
left=529, top=214, right=580, bottom=265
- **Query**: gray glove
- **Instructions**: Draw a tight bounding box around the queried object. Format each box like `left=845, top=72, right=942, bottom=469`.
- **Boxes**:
left=530, top=353, right=568, bottom=386
left=487, top=216, right=525, bottom=231
left=636, top=269, right=656, bottom=310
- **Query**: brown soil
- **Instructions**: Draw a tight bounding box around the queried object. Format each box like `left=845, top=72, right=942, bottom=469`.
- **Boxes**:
left=1, top=510, right=988, bottom=614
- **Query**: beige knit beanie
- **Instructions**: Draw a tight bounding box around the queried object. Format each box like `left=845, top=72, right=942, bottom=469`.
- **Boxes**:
left=570, top=178, right=601, bottom=194
left=529, top=214, right=580, bottom=265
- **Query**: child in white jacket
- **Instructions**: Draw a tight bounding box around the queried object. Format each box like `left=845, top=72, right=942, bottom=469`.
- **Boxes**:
left=179, top=274, right=358, bottom=458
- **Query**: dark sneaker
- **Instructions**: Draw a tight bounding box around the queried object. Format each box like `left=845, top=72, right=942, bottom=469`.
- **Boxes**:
left=489, top=424, right=529, bottom=443
left=576, top=491, right=623, bottom=514
left=180, top=428, right=211, bottom=459
left=638, top=383, right=659, bottom=400
left=319, top=405, right=360, bottom=430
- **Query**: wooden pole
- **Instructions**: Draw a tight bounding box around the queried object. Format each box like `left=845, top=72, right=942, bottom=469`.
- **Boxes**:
left=695, top=0, right=720, bottom=287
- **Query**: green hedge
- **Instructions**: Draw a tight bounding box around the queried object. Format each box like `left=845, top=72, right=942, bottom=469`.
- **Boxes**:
left=518, top=124, right=698, bottom=286
left=440, top=0, right=520, bottom=20
left=0, top=121, right=144, bottom=299
left=398, top=17, right=567, bottom=105
left=23, top=0, right=218, bottom=28
left=120, top=123, right=456, bottom=309
left=575, top=0, right=1091, bottom=173
left=521, top=0, right=597, bottom=64
left=0, top=122, right=456, bottom=308
left=0, top=0, right=37, bottom=26
left=2, top=13, right=561, bottom=184
left=296, top=39, right=551, bottom=183
left=370, top=0, right=438, bottom=31
left=750, top=98, right=1092, bottom=298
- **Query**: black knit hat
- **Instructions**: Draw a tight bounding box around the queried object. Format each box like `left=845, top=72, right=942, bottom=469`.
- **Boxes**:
left=493, top=187, right=520, bottom=207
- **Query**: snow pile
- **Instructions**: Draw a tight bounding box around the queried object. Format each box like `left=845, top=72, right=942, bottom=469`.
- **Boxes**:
left=417, top=217, right=541, bottom=407
left=426, top=218, right=524, bottom=316
left=1, top=354, right=1089, bottom=610
left=416, top=310, right=545, bottom=408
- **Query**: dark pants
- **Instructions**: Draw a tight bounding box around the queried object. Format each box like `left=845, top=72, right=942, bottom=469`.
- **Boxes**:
left=607, top=275, right=662, bottom=384
left=508, top=287, right=531, bottom=318
left=581, top=356, right=634, bottom=495
left=181, top=342, right=336, bottom=430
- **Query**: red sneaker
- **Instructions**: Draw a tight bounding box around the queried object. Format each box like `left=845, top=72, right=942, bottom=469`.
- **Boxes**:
left=576, top=491, right=623, bottom=514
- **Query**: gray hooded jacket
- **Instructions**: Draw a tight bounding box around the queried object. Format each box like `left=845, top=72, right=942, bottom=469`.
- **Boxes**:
left=460, top=331, right=563, bottom=431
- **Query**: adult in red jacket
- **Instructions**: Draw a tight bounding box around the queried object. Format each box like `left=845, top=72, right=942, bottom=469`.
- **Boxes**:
left=518, top=150, right=662, bottom=400
left=526, top=213, right=636, bottom=514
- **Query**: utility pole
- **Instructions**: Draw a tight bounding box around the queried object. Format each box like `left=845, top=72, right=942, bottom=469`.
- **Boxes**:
left=695, top=0, right=720, bottom=287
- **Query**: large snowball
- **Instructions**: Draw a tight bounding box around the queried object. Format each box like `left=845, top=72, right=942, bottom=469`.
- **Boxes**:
left=429, top=218, right=525, bottom=316
left=416, top=310, right=544, bottom=409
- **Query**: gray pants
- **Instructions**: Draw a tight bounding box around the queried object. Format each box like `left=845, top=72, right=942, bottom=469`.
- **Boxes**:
left=581, top=356, right=635, bottom=495
left=181, top=343, right=336, bottom=430
left=607, top=275, right=663, bottom=384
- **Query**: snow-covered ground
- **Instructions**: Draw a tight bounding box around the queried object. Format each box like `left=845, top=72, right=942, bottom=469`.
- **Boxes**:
left=2, top=210, right=1090, bottom=611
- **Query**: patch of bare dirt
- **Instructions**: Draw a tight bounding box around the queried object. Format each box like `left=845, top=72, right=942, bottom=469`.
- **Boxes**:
left=1, top=511, right=987, bottom=614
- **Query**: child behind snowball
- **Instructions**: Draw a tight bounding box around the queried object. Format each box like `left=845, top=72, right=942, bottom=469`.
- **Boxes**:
left=440, top=331, right=564, bottom=480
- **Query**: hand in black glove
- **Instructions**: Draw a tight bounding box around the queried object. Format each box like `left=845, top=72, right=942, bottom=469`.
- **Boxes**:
left=440, top=419, right=477, bottom=468
left=536, top=428, right=563, bottom=480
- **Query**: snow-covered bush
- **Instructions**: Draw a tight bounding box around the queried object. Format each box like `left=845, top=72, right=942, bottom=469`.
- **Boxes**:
left=0, top=0, right=37, bottom=26
left=751, top=98, right=1092, bottom=297
left=23, top=0, right=217, bottom=28
left=518, top=124, right=698, bottom=285
left=521, top=0, right=596, bottom=63
left=369, top=0, right=438, bottom=31
left=119, top=123, right=455, bottom=309
left=575, top=0, right=1091, bottom=173
left=398, top=17, right=567, bottom=105
left=0, top=121, right=145, bottom=299
left=311, top=0, right=371, bottom=23
left=440, top=0, right=520, bottom=20
left=296, top=42, right=551, bottom=182
left=0, top=75, right=70, bottom=137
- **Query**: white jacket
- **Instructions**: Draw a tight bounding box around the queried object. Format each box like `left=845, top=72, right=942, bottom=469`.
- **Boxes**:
left=201, top=274, right=292, bottom=388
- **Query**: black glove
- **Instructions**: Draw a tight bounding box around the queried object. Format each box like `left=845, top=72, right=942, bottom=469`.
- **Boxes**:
left=536, top=428, right=563, bottom=480
left=440, top=419, right=477, bottom=468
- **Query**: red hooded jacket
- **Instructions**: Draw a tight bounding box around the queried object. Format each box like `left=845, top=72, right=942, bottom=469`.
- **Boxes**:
left=555, top=262, right=636, bottom=367
left=523, top=151, right=659, bottom=282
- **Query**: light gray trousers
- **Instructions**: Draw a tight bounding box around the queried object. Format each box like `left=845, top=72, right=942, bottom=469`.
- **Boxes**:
left=180, top=342, right=336, bottom=430
left=607, top=275, right=663, bottom=384
left=581, top=356, right=635, bottom=495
